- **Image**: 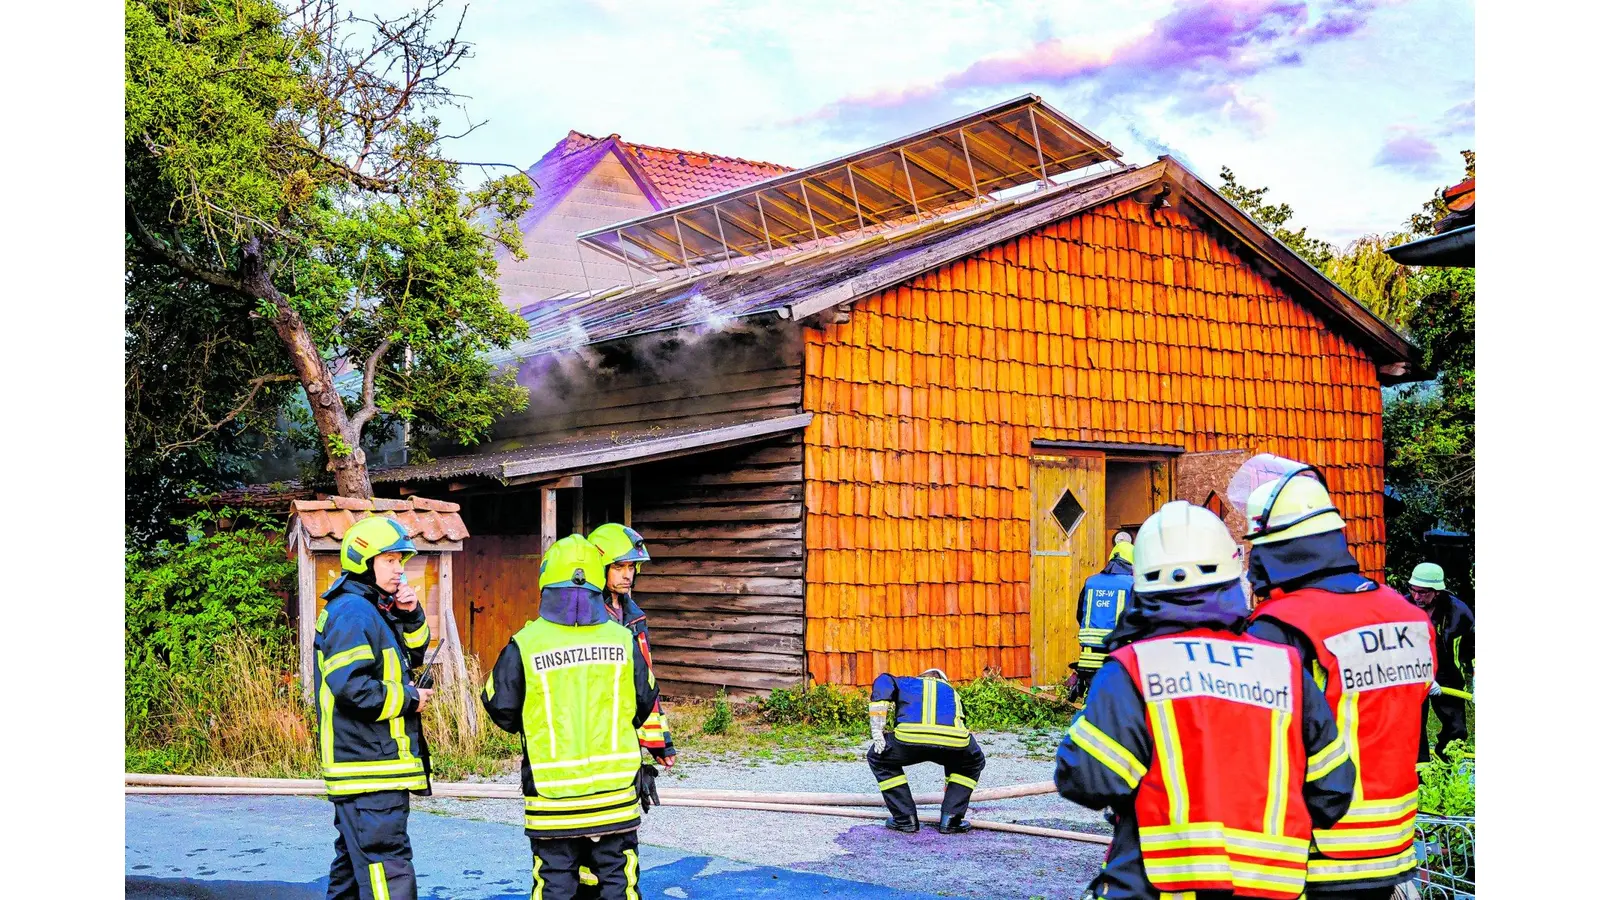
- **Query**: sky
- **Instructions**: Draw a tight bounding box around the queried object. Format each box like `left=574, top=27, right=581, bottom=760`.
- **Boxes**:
left=366, top=0, right=1473, bottom=245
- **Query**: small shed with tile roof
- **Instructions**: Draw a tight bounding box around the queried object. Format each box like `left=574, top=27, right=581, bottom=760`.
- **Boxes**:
left=376, top=96, right=1424, bottom=697
left=286, top=497, right=472, bottom=705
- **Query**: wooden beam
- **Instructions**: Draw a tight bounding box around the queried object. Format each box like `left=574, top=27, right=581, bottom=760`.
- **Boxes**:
left=296, top=536, right=317, bottom=706
left=540, top=487, right=557, bottom=555
left=437, top=551, right=476, bottom=731
left=500, top=414, right=814, bottom=485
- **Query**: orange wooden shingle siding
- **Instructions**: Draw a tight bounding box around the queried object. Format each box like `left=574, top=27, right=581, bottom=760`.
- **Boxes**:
left=801, top=197, right=1387, bottom=687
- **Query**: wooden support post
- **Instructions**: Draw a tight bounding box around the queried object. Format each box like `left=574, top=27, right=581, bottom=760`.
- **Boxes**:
left=541, top=487, right=558, bottom=556
left=295, top=532, right=317, bottom=705
left=437, top=552, right=476, bottom=732
left=623, top=469, right=633, bottom=527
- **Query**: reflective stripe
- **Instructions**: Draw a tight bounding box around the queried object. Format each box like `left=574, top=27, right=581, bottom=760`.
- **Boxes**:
left=610, top=661, right=623, bottom=751
left=525, top=786, right=637, bottom=811
left=528, top=751, right=644, bottom=771
left=625, top=847, right=640, bottom=900
left=1143, top=855, right=1232, bottom=877
left=947, top=773, right=979, bottom=789
left=1158, top=894, right=1196, bottom=900
left=537, top=771, right=641, bottom=791
left=1336, top=791, right=1418, bottom=824
left=523, top=802, right=641, bottom=830
left=1306, top=731, right=1350, bottom=782
left=325, top=774, right=428, bottom=796
left=532, top=855, right=545, bottom=900
left=320, top=645, right=375, bottom=674
left=324, top=758, right=426, bottom=775
left=868, top=701, right=892, bottom=713
left=1068, top=717, right=1147, bottom=789
left=1149, top=700, right=1189, bottom=823
left=484, top=672, right=496, bottom=701
left=1263, top=708, right=1289, bottom=835
left=1312, top=820, right=1417, bottom=851
left=578, top=866, right=598, bottom=885
left=1337, top=693, right=1362, bottom=802
left=1139, top=822, right=1225, bottom=849
left=402, top=623, right=429, bottom=649
left=921, top=677, right=937, bottom=726
left=892, top=724, right=971, bottom=748
left=369, top=862, right=390, bottom=900
left=878, top=775, right=908, bottom=791
left=1306, top=846, right=1417, bottom=881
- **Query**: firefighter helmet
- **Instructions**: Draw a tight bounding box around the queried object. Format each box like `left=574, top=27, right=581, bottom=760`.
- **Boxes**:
left=1132, top=501, right=1243, bottom=593
left=538, top=534, right=606, bottom=593
left=1228, top=453, right=1346, bottom=545
left=339, top=516, right=417, bottom=574
left=1409, top=562, right=1446, bottom=591
left=588, top=523, right=651, bottom=570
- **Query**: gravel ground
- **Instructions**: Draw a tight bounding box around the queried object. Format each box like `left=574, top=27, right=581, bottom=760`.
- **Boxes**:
left=418, top=730, right=1113, bottom=900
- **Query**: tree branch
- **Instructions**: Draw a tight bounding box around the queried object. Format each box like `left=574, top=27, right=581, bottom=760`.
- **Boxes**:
left=155, top=373, right=299, bottom=456
left=350, top=338, right=393, bottom=433
left=126, top=204, right=247, bottom=293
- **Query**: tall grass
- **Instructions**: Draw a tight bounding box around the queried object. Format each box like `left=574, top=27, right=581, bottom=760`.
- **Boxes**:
left=420, top=655, right=521, bottom=781
left=127, top=633, right=317, bottom=777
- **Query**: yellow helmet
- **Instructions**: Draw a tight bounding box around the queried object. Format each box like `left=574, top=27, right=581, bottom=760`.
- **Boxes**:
left=340, top=516, right=417, bottom=574
left=538, top=535, right=606, bottom=593
left=1242, top=471, right=1346, bottom=545
left=588, top=523, right=650, bottom=570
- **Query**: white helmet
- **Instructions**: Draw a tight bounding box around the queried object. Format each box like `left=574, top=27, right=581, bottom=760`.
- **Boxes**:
left=920, top=668, right=949, bottom=682
left=1132, top=501, right=1244, bottom=593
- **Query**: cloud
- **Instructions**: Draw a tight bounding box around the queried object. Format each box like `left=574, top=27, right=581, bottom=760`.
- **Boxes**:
left=1438, top=99, right=1474, bottom=136
left=799, top=1, right=1382, bottom=139
left=1373, top=125, right=1442, bottom=175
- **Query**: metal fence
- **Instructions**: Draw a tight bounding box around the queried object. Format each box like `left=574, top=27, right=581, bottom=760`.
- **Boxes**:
left=1413, top=814, right=1475, bottom=899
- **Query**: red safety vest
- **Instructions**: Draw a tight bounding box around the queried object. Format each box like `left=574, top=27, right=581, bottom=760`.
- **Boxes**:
left=1251, top=586, right=1435, bottom=886
left=1110, top=628, right=1313, bottom=899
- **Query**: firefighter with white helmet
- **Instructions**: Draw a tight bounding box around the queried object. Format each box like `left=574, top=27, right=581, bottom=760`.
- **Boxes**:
left=1054, top=500, right=1354, bottom=899
left=1233, top=455, right=1437, bottom=899
left=867, top=666, right=987, bottom=834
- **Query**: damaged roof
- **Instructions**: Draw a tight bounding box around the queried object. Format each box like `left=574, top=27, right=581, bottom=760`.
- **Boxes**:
left=374, top=413, right=813, bottom=486
left=495, top=155, right=1421, bottom=380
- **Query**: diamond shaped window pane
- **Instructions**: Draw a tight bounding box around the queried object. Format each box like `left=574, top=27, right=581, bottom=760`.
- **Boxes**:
left=1052, top=489, right=1085, bottom=537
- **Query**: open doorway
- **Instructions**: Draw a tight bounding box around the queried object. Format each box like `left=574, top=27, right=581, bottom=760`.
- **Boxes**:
left=1104, top=458, right=1173, bottom=554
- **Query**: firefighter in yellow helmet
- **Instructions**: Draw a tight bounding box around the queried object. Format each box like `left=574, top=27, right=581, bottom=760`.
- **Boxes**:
left=481, top=535, right=659, bottom=900
left=588, top=523, right=677, bottom=768
left=314, top=515, right=434, bottom=900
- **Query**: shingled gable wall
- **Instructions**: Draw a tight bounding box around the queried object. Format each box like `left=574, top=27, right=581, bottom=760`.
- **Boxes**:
left=801, top=194, right=1387, bottom=687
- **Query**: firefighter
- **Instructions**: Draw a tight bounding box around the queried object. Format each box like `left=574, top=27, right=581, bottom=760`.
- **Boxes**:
left=1067, top=532, right=1136, bottom=700
left=481, top=535, right=660, bottom=900
left=1405, top=562, right=1474, bottom=762
left=314, top=515, right=435, bottom=900
left=868, top=668, right=986, bottom=834
left=1232, top=455, right=1435, bottom=899
left=588, top=523, right=677, bottom=767
left=1054, top=500, right=1355, bottom=900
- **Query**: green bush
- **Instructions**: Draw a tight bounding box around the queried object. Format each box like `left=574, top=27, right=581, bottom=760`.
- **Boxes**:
left=1418, top=739, right=1474, bottom=817
left=701, top=690, right=734, bottom=735
left=957, top=674, right=1077, bottom=730
left=126, top=508, right=298, bottom=747
left=757, top=682, right=868, bottom=733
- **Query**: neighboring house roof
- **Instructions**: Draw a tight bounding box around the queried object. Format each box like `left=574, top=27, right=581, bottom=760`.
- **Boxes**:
left=511, top=130, right=792, bottom=242
left=1386, top=174, right=1475, bottom=268
left=494, top=155, right=1421, bottom=382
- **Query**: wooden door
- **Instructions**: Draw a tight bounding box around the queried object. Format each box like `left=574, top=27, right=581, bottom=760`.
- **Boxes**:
left=1030, top=453, right=1106, bottom=687
left=454, top=535, right=543, bottom=667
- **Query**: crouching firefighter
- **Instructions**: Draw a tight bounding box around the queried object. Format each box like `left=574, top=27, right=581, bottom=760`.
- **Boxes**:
left=868, top=668, right=986, bottom=834
left=1054, top=501, right=1355, bottom=900
left=482, top=535, right=660, bottom=900
left=1231, top=455, right=1436, bottom=899
left=1068, top=534, right=1136, bottom=700
left=314, top=516, right=436, bottom=900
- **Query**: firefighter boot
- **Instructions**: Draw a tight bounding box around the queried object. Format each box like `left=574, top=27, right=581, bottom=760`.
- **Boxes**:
left=936, top=814, right=973, bottom=834
left=884, top=816, right=920, bottom=833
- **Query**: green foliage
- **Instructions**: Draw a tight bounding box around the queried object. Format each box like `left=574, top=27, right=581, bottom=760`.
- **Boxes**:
left=1217, top=166, right=1335, bottom=270
left=757, top=683, right=868, bottom=733
left=1418, top=740, right=1475, bottom=817
left=1322, top=233, right=1418, bottom=331
left=1407, top=150, right=1475, bottom=236
left=702, top=690, right=734, bottom=735
left=125, top=507, right=298, bottom=734
left=956, top=675, right=1077, bottom=730
left=125, top=0, right=534, bottom=493
left=1383, top=268, right=1475, bottom=581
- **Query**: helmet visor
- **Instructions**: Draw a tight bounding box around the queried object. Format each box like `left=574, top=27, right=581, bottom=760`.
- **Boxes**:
left=1227, top=454, right=1324, bottom=536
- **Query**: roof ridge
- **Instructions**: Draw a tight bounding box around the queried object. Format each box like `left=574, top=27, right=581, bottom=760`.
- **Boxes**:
left=616, top=136, right=792, bottom=172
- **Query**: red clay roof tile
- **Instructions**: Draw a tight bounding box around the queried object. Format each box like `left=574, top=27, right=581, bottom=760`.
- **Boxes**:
left=289, top=497, right=469, bottom=547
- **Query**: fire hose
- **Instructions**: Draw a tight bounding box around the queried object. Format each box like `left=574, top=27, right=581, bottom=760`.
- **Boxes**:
left=1438, top=686, right=1472, bottom=702
left=125, top=773, right=1111, bottom=846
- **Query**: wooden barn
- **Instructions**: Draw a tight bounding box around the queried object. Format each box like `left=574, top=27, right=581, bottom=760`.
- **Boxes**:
left=374, top=95, right=1422, bottom=696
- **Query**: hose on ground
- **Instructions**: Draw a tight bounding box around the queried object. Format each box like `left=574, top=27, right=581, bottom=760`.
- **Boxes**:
left=124, top=773, right=1109, bottom=846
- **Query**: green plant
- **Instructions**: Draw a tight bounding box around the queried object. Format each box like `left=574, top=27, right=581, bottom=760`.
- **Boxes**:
left=756, top=683, right=868, bottom=733
left=423, top=655, right=522, bottom=781
left=957, top=674, right=1077, bottom=730
left=702, top=690, right=734, bottom=735
left=1418, top=740, right=1475, bottom=817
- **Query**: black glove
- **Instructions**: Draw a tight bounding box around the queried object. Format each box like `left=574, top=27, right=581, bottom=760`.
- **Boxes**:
left=636, top=764, right=660, bottom=814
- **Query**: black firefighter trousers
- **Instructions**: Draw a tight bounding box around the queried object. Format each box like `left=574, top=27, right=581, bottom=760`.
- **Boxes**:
left=867, top=732, right=986, bottom=825
left=533, top=830, right=640, bottom=900
left=327, top=791, right=417, bottom=900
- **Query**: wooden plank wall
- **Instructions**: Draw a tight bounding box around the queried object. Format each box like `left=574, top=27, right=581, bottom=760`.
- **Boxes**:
left=802, top=194, right=1388, bottom=687
left=629, top=435, right=807, bottom=699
